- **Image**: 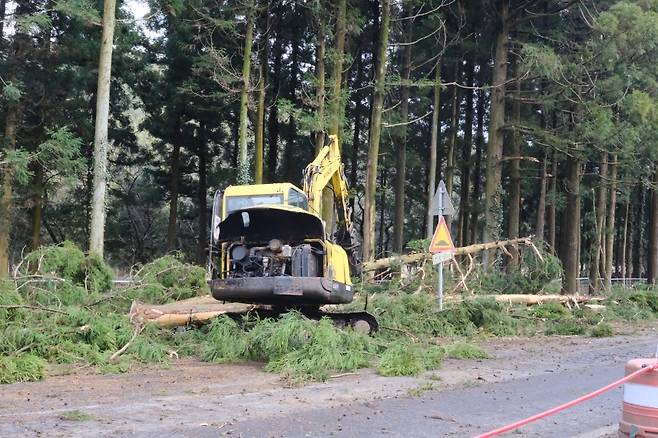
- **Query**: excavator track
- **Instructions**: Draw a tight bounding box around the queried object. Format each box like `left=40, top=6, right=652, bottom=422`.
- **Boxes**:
left=306, top=310, right=379, bottom=334
left=225, top=307, right=379, bottom=335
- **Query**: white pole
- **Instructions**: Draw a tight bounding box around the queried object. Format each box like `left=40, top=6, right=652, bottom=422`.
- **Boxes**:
left=437, top=182, right=444, bottom=311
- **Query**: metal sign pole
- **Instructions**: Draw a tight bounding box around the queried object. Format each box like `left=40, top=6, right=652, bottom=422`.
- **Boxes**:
left=437, top=183, right=444, bottom=311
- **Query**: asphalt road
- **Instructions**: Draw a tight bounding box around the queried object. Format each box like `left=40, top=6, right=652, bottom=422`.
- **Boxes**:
left=228, top=336, right=658, bottom=438
left=2, top=334, right=656, bottom=437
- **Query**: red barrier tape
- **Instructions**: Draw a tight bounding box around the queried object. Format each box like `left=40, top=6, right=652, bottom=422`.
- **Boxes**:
left=474, top=362, right=658, bottom=438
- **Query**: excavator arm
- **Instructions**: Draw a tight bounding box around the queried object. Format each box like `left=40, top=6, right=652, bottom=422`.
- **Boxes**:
left=302, top=135, right=361, bottom=267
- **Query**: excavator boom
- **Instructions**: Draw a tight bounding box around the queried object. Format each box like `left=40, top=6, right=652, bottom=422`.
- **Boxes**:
left=302, top=135, right=360, bottom=266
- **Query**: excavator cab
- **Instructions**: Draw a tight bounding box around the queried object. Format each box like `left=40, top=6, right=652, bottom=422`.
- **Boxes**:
left=219, top=183, right=309, bottom=217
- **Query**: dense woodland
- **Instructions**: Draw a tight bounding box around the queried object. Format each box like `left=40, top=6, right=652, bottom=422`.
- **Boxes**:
left=1, top=0, right=658, bottom=293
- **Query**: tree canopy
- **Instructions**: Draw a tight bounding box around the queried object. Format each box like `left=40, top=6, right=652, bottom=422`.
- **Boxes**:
left=2, top=0, right=658, bottom=292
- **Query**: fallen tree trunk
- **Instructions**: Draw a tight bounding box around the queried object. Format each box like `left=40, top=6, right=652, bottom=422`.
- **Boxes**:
left=362, top=236, right=534, bottom=272
left=446, top=294, right=604, bottom=305
left=129, top=295, right=258, bottom=328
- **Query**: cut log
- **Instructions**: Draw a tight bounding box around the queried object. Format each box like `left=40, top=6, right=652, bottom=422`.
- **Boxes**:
left=584, top=304, right=606, bottom=313
left=362, top=236, right=535, bottom=272
left=446, top=294, right=604, bottom=305
left=129, top=295, right=259, bottom=328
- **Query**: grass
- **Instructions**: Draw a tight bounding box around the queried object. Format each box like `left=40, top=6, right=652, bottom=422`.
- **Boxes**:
left=377, top=341, right=443, bottom=376
left=128, top=254, right=209, bottom=304
left=544, top=320, right=587, bottom=336
left=445, top=342, right=490, bottom=359
left=531, top=302, right=570, bottom=320
left=408, top=382, right=436, bottom=397
left=5, top=242, right=658, bottom=386
left=590, top=323, right=614, bottom=337
left=59, top=410, right=94, bottom=421
left=0, top=246, right=201, bottom=384
left=0, top=354, right=47, bottom=384
left=202, top=313, right=376, bottom=382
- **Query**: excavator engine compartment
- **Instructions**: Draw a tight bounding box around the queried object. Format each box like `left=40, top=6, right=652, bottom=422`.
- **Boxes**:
left=227, top=239, right=322, bottom=279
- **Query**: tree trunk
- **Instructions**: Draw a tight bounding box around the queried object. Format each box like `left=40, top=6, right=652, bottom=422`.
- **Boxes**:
left=648, top=170, right=658, bottom=284
left=267, top=16, right=283, bottom=181
left=314, top=13, right=326, bottom=154
left=632, top=186, right=644, bottom=277
left=588, top=153, right=608, bottom=294
left=237, top=5, right=255, bottom=184
left=284, top=24, right=300, bottom=182
left=507, top=76, right=522, bottom=266
left=604, top=155, right=617, bottom=289
left=536, top=152, right=548, bottom=241
left=0, top=101, right=18, bottom=277
left=562, top=149, right=581, bottom=294
left=166, top=123, right=181, bottom=252
left=197, top=126, right=208, bottom=265
left=255, top=61, right=265, bottom=184
left=254, top=4, right=269, bottom=184
left=0, top=0, right=6, bottom=39
left=547, top=147, right=558, bottom=252
left=320, top=0, right=347, bottom=233
left=30, top=164, right=44, bottom=250
left=469, top=84, right=486, bottom=244
left=231, top=110, right=239, bottom=168
left=393, top=15, right=412, bottom=253
left=458, top=58, right=475, bottom=246
left=378, top=158, right=388, bottom=255
left=363, top=0, right=390, bottom=263
left=89, top=0, right=117, bottom=257
left=426, top=61, right=441, bottom=239
left=363, top=235, right=535, bottom=272
left=349, top=51, right=364, bottom=200
left=621, top=196, right=630, bottom=279
left=328, top=0, right=346, bottom=145
left=445, top=61, right=460, bottom=209
left=535, top=92, right=549, bottom=243
left=483, top=1, right=510, bottom=252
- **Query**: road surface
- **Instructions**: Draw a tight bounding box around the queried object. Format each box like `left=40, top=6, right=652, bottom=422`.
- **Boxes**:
left=1, top=330, right=656, bottom=437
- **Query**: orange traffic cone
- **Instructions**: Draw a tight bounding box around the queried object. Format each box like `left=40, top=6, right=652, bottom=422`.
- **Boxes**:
left=619, top=358, right=658, bottom=437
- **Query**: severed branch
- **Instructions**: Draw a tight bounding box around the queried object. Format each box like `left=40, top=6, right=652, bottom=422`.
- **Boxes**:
left=0, top=304, right=68, bottom=315
left=381, top=325, right=420, bottom=342
left=109, top=324, right=144, bottom=363
left=449, top=257, right=471, bottom=294
left=362, top=236, right=535, bottom=272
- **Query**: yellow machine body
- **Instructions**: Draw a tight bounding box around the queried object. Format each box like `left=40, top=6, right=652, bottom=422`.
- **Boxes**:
left=209, top=136, right=357, bottom=307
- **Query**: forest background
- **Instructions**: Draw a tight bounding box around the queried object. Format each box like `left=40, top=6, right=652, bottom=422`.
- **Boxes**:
left=2, top=0, right=658, bottom=294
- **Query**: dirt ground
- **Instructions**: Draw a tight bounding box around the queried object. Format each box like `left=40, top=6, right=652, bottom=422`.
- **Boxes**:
left=1, top=325, right=656, bottom=437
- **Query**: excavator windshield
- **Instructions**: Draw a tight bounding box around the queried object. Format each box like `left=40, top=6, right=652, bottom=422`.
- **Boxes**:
left=218, top=183, right=309, bottom=220
left=225, top=194, right=283, bottom=214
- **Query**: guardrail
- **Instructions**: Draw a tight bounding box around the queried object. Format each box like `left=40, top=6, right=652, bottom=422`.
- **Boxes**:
left=576, top=277, right=647, bottom=293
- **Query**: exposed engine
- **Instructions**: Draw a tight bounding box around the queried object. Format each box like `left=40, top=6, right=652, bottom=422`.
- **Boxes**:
left=227, top=238, right=323, bottom=279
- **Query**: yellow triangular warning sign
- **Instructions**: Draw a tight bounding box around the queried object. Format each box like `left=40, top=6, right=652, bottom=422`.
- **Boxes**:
left=429, top=217, right=455, bottom=254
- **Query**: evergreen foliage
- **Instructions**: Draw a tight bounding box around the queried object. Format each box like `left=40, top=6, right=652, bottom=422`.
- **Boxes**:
left=1, top=0, right=658, bottom=293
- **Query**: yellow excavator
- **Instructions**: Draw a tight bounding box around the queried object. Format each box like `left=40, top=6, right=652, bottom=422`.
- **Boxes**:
left=207, top=135, right=377, bottom=332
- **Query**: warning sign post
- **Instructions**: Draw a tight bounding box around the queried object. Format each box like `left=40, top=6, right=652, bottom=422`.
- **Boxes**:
left=429, top=180, right=455, bottom=310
